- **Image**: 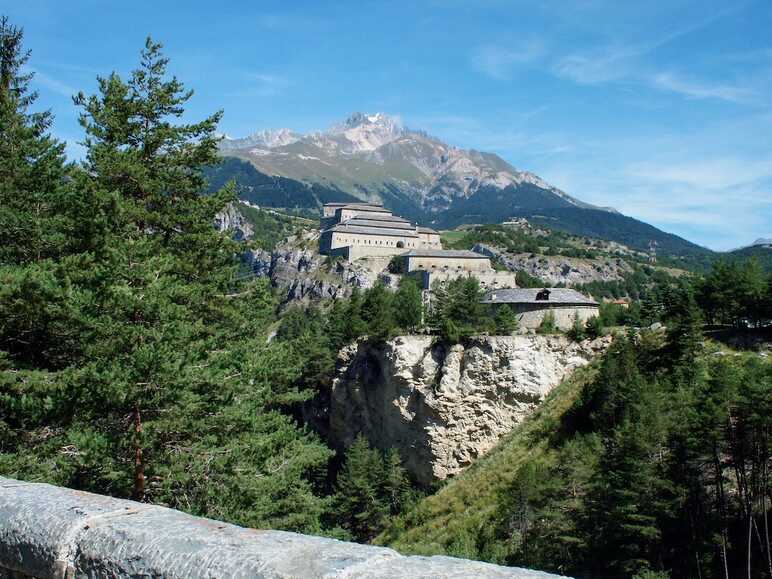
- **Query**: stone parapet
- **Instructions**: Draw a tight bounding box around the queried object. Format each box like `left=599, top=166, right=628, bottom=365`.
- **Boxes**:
left=0, top=477, right=566, bottom=578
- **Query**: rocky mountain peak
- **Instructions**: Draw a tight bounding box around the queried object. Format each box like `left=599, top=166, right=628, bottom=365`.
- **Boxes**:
left=324, top=111, right=404, bottom=152
left=330, top=111, right=401, bottom=133
left=219, top=128, right=300, bottom=151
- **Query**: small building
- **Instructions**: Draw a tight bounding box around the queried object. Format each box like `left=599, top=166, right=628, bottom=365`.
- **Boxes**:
left=482, top=288, right=599, bottom=331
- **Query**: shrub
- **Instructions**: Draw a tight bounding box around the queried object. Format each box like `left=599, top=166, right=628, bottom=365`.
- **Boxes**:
left=537, top=311, right=557, bottom=334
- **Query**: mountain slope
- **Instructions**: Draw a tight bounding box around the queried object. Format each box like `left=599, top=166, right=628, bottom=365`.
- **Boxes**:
left=213, top=112, right=713, bottom=262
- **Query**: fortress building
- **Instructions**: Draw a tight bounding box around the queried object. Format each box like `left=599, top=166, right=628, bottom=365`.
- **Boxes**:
left=319, top=202, right=441, bottom=260
left=319, top=202, right=518, bottom=290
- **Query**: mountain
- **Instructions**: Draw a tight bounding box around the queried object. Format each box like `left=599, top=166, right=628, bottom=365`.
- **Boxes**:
left=725, top=239, right=772, bottom=271
left=210, top=112, right=713, bottom=264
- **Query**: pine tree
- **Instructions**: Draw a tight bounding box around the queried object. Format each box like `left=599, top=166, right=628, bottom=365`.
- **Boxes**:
left=537, top=311, right=557, bottom=335
left=393, top=277, right=423, bottom=331
left=567, top=313, right=586, bottom=342
left=0, top=17, right=69, bottom=265
left=494, top=304, right=518, bottom=335
left=334, top=435, right=389, bottom=541
left=0, top=35, right=334, bottom=534
left=0, top=17, right=92, bottom=369
left=382, top=448, right=412, bottom=516
left=361, top=282, right=395, bottom=342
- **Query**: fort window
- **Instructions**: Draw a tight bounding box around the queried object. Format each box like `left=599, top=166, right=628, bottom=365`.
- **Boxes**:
left=397, top=241, right=405, bottom=248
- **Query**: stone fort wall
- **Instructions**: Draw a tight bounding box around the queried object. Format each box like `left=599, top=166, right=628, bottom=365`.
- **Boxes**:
left=501, top=303, right=599, bottom=330
left=407, top=255, right=492, bottom=272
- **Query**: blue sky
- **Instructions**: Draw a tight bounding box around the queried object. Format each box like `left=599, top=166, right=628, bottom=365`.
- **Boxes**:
left=4, top=0, right=771, bottom=251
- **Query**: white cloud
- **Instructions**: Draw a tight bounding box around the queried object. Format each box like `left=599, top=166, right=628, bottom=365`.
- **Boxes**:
left=471, top=42, right=545, bottom=80
left=626, top=157, right=772, bottom=189
left=552, top=49, right=632, bottom=84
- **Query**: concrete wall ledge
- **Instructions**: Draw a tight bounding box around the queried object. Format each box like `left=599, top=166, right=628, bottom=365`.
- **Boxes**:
left=0, top=477, right=566, bottom=578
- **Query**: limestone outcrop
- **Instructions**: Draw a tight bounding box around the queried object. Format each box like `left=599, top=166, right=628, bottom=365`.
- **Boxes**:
left=473, top=243, right=632, bottom=285
left=243, top=231, right=389, bottom=303
left=213, top=202, right=254, bottom=241
left=329, top=334, right=610, bottom=484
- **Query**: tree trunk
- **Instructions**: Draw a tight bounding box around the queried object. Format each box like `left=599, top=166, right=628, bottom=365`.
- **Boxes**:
left=133, top=404, right=145, bottom=501
left=747, top=511, right=753, bottom=579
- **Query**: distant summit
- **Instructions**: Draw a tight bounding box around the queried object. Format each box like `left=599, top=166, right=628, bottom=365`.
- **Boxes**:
left=218, top=111, right=600, bottom=214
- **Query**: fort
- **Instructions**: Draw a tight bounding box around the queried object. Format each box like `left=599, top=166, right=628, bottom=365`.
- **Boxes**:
left=319, top=202, right=598, bottom=328
left=319, top=202, right=441, bottom=260
left=319, top=202, right=517, bottom=288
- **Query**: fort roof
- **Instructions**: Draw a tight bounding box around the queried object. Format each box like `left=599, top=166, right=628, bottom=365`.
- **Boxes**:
left=416, top=226, right=440, bottom=234
left=403, top=249, right=489, bottom=259
left=481, top=288, right=598, bottom=306
left=336, top=204, right=391, bottom=213
left=343, top=217, right=416, bottom=230
left=344, top=213, right=412, bottom=224
left=325, top=224, right=419, bottom=238
left=323, top=201, right=383, bottom=208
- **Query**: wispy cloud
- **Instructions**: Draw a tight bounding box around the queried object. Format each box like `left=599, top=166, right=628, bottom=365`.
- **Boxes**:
left=498, top=2, right=762, bottom=108
left=552, top=47, right=635, bottom=84
left=224, top=72, right=290, bottom=98
left=29, top=68, right=78, bottom=98
left=650, top=72, right=757, bottom=104
left=471, top=41, right=545, bottom=80
left=626, top=157, right=772, bottom=190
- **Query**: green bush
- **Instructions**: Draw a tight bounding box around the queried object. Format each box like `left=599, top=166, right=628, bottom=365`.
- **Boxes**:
left=537, top=311, right=557, bottom=334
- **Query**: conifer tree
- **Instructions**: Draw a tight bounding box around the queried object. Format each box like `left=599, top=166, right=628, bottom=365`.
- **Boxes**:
left=361, top=283, right=395, bottom=341
left=382, top=448, right=412, bottom=516
left=393, top=277, right=423, bottom=331
left=567, top=313, right=586, bottom=341
left=537, top=311, right=557, bottom=335
left=494, top=304, right=518, bottom=335
left=0, top=16, right=69, bottom=265
left=1, top=35, right=334, bottom=533
left=334, top=435, right=389, bottom=541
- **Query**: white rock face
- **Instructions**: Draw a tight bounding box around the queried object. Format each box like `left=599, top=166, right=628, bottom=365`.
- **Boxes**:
left=219, top=128, right=300, bottom=151
left=213, top=203, right=254, bottom=241
left=330, top=334, right=611, bottom=484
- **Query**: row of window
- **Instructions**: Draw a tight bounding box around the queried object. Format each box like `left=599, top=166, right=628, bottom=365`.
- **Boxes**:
left=335, top=236, right=413, bottom=248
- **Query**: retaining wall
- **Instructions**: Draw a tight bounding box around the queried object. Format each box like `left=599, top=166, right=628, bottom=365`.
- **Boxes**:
left=0, top=477, right=566, bottom=578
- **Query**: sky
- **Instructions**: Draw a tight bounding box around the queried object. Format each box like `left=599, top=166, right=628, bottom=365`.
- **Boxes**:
left=3, top=0, right=771, bottom=251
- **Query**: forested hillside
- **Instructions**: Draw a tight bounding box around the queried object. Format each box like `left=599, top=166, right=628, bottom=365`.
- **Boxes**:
left=205, top=156, right=359, bottom=211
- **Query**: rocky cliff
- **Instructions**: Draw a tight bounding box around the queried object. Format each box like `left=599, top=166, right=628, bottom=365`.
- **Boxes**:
left=329, top=334, right=610, bottom=484
left=243, top=231, right=400, bottom=303
left=473, top=243, right=633, bottom=285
